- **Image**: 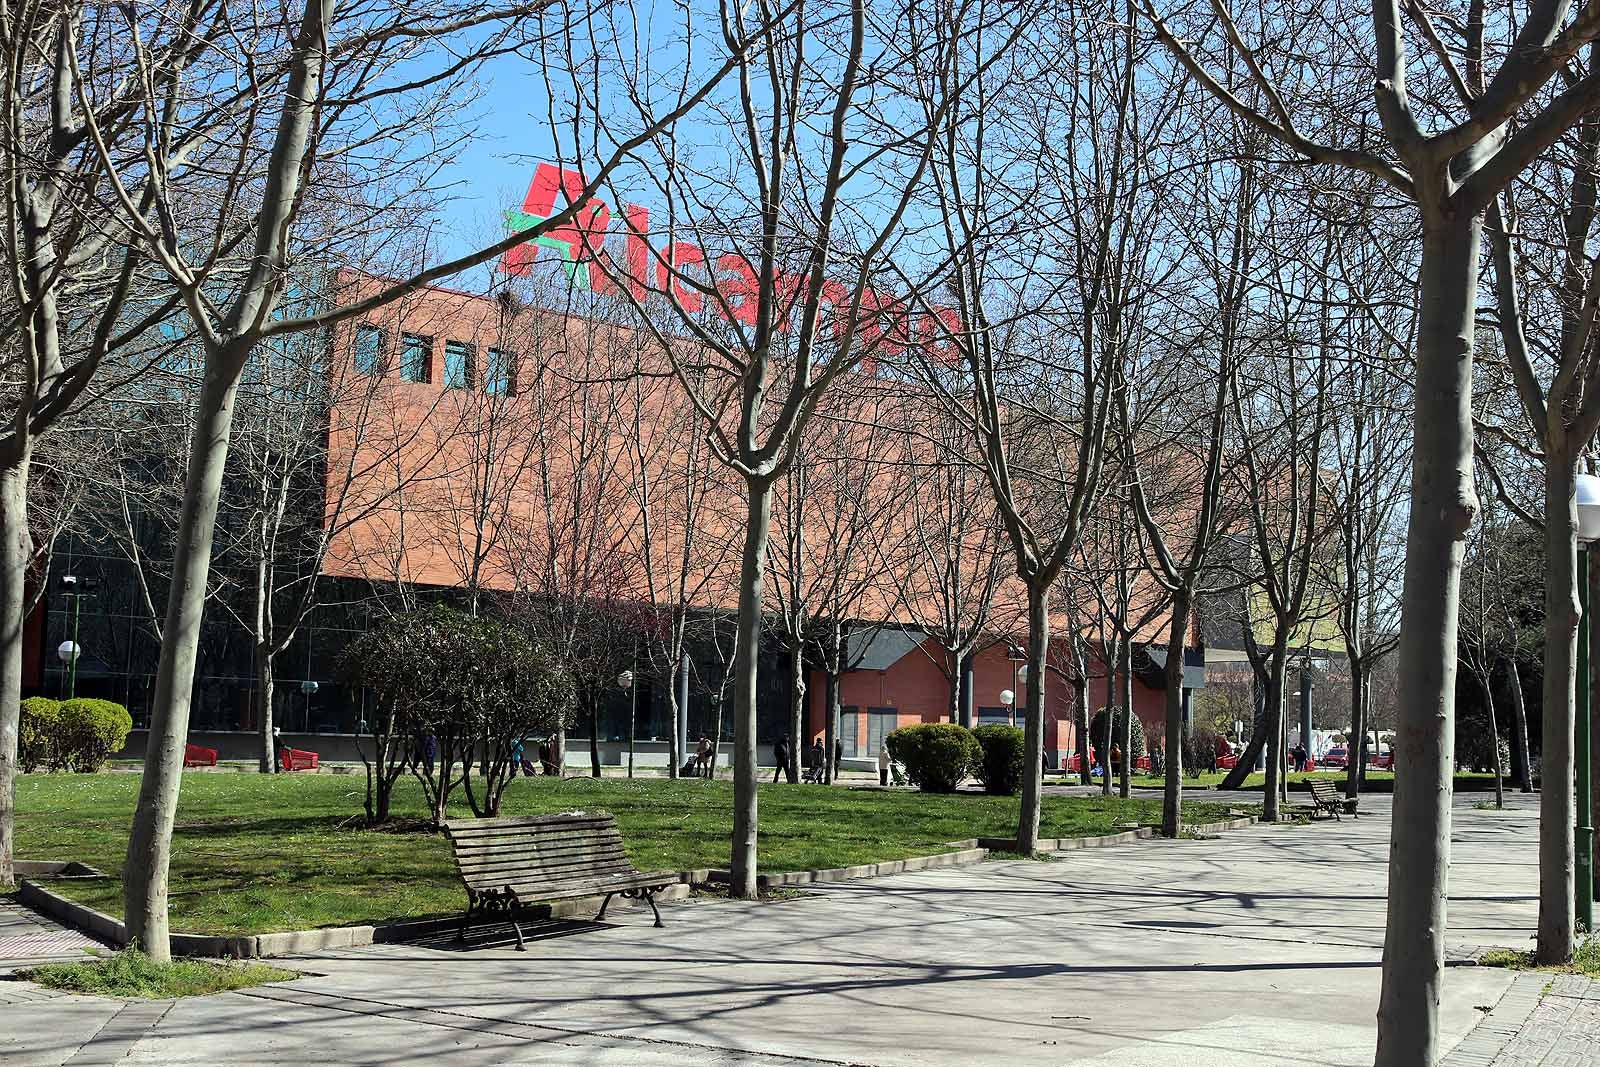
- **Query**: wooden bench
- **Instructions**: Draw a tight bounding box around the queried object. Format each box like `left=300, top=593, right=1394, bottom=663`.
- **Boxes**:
left=443, top=813, right=677, bottom=949
left=1307, top=778, right=1345, bottom=820
left=279, top=747, right=318, bottom=771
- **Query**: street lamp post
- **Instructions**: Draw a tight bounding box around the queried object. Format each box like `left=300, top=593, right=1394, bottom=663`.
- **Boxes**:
left=300, top=679, right=319, bottom=733
left=1574, top=471, right=1600, bottom=931
left=619, top=669, right=636, bottom=779
left=58, top=575, right=97, bottom=698
left=1000, top=688, right=1015, bottom=727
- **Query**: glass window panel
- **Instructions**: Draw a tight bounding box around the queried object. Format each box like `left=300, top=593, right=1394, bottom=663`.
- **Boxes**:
left=443, top=340, right=474, bottom=390
left=485, top=348, right=514, bottom=395
left=400, top=333, right=432, bottom=383
left=352, top=325, right=384, bottom=375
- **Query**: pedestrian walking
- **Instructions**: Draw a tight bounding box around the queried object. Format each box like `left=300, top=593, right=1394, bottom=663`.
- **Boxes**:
left=774, top=734, right=791, bottom=783
left=878, top=741, right=891, bottom=786
left=834, top=738, right=844, bottom=780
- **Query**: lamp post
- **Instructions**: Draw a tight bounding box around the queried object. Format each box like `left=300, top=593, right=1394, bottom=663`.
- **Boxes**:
left=300, top=679, right=319, bottom=733
left=56, top=641, right=80, bottom=698
left=619, top=669, right=636, bottom=779
left=1000, top=688, right=1015, bottom=730
left=1574, top=471, right=1600, bottom=931
left=58, top=574, right=97, bottom=698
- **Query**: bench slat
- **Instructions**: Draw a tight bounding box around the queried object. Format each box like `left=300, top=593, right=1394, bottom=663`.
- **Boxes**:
left=483, top=871, right=678, bottom=900
left=460, top=856, right=635, bottom=883
left=457, top=844, right=630, bottom=870
left=450, top=829, right=624, bottom=850
left=445, top=815, right=615, bottom=835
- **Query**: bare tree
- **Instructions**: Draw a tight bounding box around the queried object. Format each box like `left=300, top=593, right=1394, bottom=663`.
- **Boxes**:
left=1145, top=0, right=1600, bottom=1037
left=77, top=0, right=754, bottom=958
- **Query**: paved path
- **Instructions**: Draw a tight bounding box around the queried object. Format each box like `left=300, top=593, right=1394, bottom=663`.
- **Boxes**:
left=0, top=791, right=1583, bottom=1065
left=0, top=897, right=107, bottom=974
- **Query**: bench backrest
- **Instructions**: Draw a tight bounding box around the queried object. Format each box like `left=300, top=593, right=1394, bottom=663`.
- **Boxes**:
left=1308, top=779, right=1341, bottom=802
left=442, top=813, right=639, bottom=896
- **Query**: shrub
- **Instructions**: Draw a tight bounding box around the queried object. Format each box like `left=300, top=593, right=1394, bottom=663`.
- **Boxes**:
left=971, top=724, right=1027, bottom=796
left=57, top=699, right=134, bottom=772
left=1089, top=707, right=1146, bottom=763
left=19, top=697, right=62, bottom=772
left=886, top=722, right=979, bottom=793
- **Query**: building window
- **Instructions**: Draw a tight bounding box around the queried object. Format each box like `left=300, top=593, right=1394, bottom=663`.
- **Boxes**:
left=400, top=333, right=432, bottom=383
left=443, top=340, right=475, bottom=390
left=352, top=324, right=385, bottom=376
left=485, top=348, right=514, bottom=395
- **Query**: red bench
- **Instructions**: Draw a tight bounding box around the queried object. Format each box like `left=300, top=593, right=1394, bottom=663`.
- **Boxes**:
left=183, top=744, right=218, bottom=768
left=279, top=747, right=319, bottom=772
left=1217, top=754, right=1238, bottom=770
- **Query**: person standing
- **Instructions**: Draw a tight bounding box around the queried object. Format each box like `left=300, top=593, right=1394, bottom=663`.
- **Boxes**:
left=697, top=736, right=715, bottom=779
left=773, top=734, right=791, bottom=783
left=807, top=739, right=825, bottom=782
left=833, top=737, right=844, bottom=780
left=878, top=741, right=891, bottom=786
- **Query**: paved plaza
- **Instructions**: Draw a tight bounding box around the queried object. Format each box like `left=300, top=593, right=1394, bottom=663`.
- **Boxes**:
left=2, top=790, right=1589, bottom=1065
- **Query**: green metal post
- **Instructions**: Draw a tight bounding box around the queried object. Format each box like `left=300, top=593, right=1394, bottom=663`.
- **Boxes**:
left=1579, top=546, right=1594, bottom=934
left=67, top=591, right=82, bottom=699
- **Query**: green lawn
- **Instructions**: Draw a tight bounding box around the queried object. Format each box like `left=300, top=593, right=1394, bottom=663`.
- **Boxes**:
left=16, top=772, right=1251, bottom=935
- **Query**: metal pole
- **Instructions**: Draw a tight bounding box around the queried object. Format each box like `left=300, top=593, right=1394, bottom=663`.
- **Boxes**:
left=68, top=592, right=82, bottom=699
left=1300, top=667, right=1313, bottom=772
left=677, top=655, right=690, bottom=774
left=1578, top=546, right=1594, bottom=933
left=627, top=669, right=636, bottom=780
left=959, top=655, right=974, bottom=729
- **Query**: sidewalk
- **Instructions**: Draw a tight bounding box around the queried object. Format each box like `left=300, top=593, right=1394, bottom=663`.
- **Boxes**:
left=0, top=791, right=1589, bottom=1065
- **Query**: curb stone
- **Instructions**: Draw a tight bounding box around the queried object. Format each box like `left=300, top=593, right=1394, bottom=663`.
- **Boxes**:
left=18, top=878, right=691, bottom=960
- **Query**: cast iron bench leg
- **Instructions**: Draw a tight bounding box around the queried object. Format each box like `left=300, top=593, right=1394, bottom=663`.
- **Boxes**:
left=457, top=898, right=474, bottom=942
left=509, top=908, right=527, bottom=951
left=645, top=889, right=664, bottom=929
left=596, top=892, right=616, bottom=923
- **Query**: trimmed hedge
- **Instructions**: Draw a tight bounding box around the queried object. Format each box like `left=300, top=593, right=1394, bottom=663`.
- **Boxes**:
left=971, top=724, right=1027, bottom=796
left=21, top=698, right=133, bottom=773
left=886, top=722, right=979, bottom=793
left=19, top=696, right=61, bottom=772
left=59, top=699, right=134, bottom=771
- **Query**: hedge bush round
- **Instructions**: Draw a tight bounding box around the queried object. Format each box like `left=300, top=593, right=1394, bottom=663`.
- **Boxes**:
left=1089, top=707, right=1146, bottom=762
left=971, top=724, right=1027, bottom=795
left=885, top=722, right=979, bottom=793
left=19, top=696, right=62, bottom=772
left=57, top=699, right=134, bottom=772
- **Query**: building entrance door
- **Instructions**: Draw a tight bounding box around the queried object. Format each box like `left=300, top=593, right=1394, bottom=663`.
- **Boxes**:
left=839, top=706, right=862, bottom=757
left=867, top=707, right=897, bottom=757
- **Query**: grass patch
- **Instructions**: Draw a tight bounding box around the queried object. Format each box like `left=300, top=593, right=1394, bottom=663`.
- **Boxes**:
left=17, top=772, right=1253, bottom=935
left=1478, top=937, right=1600, bottom=978
left=22, top=949, right=296, bottom=999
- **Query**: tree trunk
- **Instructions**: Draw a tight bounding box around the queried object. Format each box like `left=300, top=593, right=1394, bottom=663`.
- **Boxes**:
left=1101, top=639, right=1116, bottom=797
left=1374, top=217, right=1480, bottom=1067
left=1537, top=452, right=1579, bottom=965
left=123, top=358, right=245, bottom=961
left=1345, top=656, right=1366, bottom=804
left=728, top=477, right=774, bottom=898
left=1262, top=644, right=1288, bottom=823
left=1506, top=655, right=1532, bottom=792
left=1076, top=675, right=1092, bottom=786
left=589, top=693, right=602, bottom=778
left=256, top=644, right=276, bottom=774
left=0, top=442, right=33, bottom=889
left=789, top=640, right=805, bottom=784
left=1481, top=674, right=1504, bottom=809
left=826, top=668, right=842, bottom=785
left=1119, top=640, right=1133, bottom=799
left=1016, top=581, right=1050, bottom=853
left=1162, top=591, right=1190, bottom=838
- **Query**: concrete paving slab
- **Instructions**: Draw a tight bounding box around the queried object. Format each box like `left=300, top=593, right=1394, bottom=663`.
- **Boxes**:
left=0, top=791, right=1549, bottom=1065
